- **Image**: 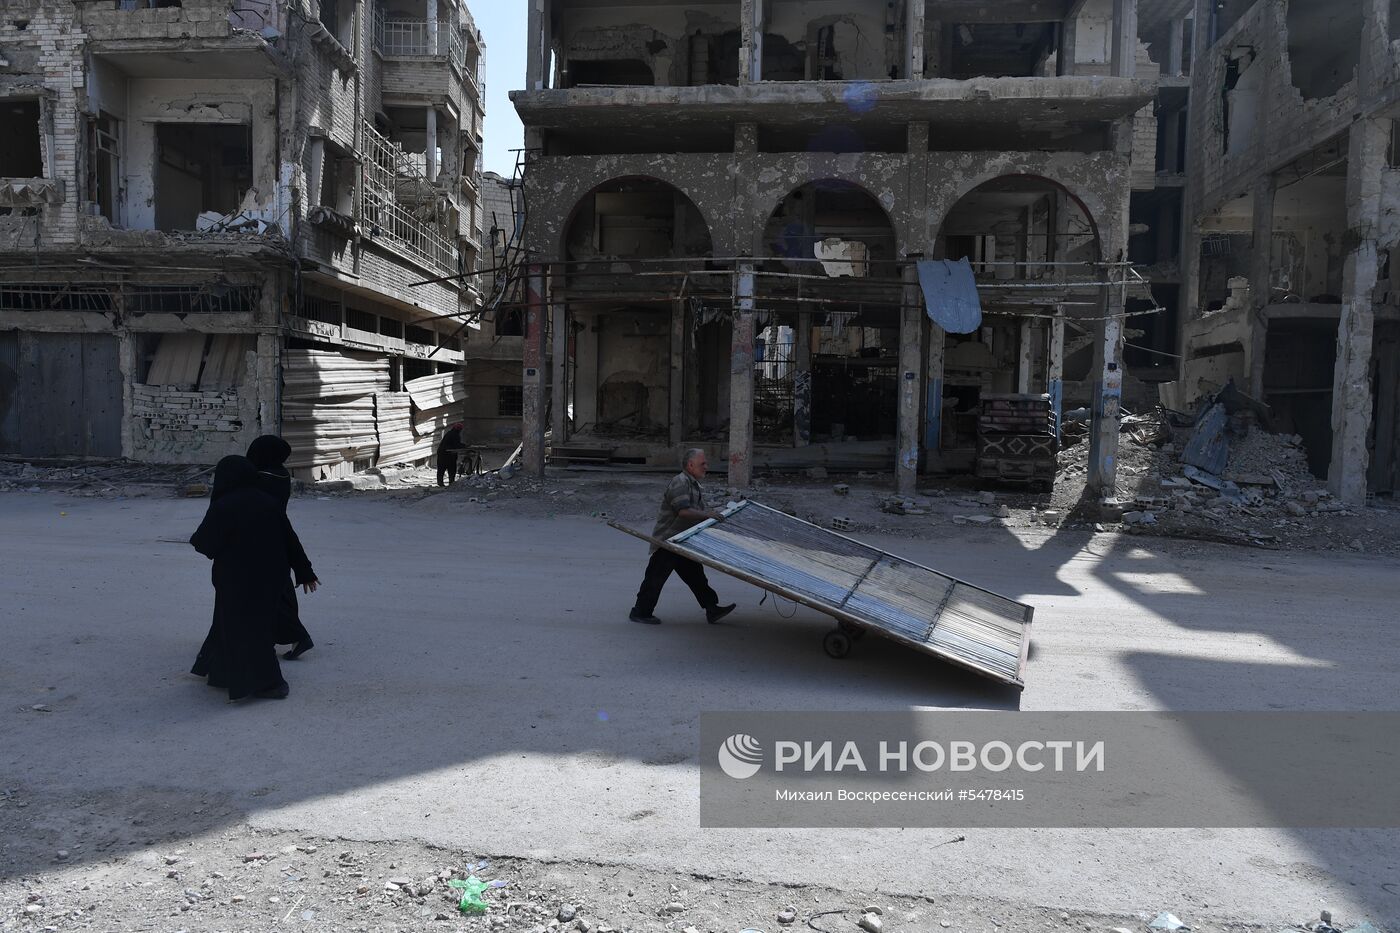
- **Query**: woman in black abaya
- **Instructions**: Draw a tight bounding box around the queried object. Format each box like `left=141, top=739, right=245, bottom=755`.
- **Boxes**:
left=190, top=456, right=291, bottom=701
left=245, top=435, right=319, bottom=660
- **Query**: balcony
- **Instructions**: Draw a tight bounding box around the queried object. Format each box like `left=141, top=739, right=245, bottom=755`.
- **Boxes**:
left=513, top=76, right=1155, bottom=134
left=374, top=15, right=472, bottom=110
left=76, top=0, right=287, bottom=77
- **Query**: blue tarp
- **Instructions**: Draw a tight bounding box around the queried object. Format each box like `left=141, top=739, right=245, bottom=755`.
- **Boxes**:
left=916, top=258, right=983, bottom=334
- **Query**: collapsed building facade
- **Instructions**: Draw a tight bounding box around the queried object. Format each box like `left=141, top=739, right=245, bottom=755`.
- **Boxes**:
left=0, top=0, right=490, bottom=478
left=1174, top=0, right=1400, bottom=504
left=512, top=0, right=1158, bottom=498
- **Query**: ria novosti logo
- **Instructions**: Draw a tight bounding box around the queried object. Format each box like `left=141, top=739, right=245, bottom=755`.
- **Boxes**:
left=717, top=734, right=763, bottom=779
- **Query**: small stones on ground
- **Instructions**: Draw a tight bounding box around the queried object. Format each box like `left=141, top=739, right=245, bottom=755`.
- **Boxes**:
left=859, top=911, right=884, bottom=933
left=577, top=919, right=592, bottom=933
left=1060, top=912, right=1071, bottom=922
left=54, top=850, right=68, bottom=861
left=942, top=922, right=952, bottom=928
left=777, top=907, right=797, bottom=924
left=977, top=491, right=996, bottom=505
left=31, top=704, right=51, bottom=712
left=242, top=852, right=266, bottom=862
left=862, top=906, right=883, bottom=916
left=557, top=904, right=577, bottom=923
left=664, top=901, right=686, bottom=913
left=229, top=895, right=244, bottom=904
left=388, top=876, right=412, bottom=887
left=995, top=504, right=1011, bottom=518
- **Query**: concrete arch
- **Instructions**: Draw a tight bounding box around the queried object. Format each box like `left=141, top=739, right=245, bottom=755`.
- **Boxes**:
left=745, top=157, right=914, bottom=256
left=522, top=157, right=733, bottom=262
left=755, top=174, right=906, bottom=274
left=925, top=152, right=1127, bottom=257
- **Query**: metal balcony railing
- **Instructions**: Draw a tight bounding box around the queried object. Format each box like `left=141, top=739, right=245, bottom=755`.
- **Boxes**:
left=360, top=120, right=458, bottom=274
left=373, top=10, right=467, bottom=71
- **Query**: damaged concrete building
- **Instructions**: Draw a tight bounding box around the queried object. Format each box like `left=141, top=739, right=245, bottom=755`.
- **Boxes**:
left=511, top=0, right=1160, bottom=497
left=0, top=0, right=490, bottom=477
left=1174, top=0, right=1400, bottom=504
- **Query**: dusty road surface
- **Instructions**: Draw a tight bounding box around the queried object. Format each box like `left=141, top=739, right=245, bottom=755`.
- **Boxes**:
left=2, top=481, right=1398, bottom=933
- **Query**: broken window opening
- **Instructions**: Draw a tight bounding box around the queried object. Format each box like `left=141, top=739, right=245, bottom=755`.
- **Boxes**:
left=405, top=324, right=435, bottom=346
left=127, top=284, right=260, bottom=315
left=566, top=59, right=653, bottom=87
left=87, top=113, right=122, bottom=224
left=319, top=0, right=356, bottom=50
left=497, top=384, right=523, bottom=417
left=686, top=30, right=741, bottom=86
left=154, top=123, right=253, bottom=233
left=1220, top=48, right=1260, bottom=158
left=402, top=357, right=436, bottom=381
left=939, top=22, right=1057, bottom=79
left=761, top=33, right=805, bottom=81
left=379, top=317, right=405, bottom=339
left=1286, top=0, right=1362, bottom=100
left=345, top=306, right=378, bottom=332
left=0, top=283, right=115, bottom=312
left=496, top=307, right=524, bottom=337
left=319, top=143, right=356, bottom=216
left=0, top=100, right=44, bottom=178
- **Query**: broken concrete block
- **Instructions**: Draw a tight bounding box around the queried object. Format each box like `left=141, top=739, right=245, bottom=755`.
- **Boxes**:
left=833, top=483, right=850, bottom=496
left=831, top=516, right=852, bottom=531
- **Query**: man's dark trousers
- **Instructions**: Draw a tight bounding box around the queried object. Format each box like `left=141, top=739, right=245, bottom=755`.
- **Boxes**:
left=633, top=550, right=718, bottom=616
left=437, top=451, right=459, bottom=486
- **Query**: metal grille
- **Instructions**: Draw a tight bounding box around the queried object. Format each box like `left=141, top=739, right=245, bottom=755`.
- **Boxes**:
left=0, top=284, right=115, bottom=312
left=127, top=285, right=260, bottom=315
left=404, top=324, right=435, bottom=346
left=498, top=384, right=523, bottom=417
left=344, top=307, right=377, bottom=332
left=300, top=295, right=342, bottom=326
left=668, top=502, right=1032, bottom=685
left=360, top=120, right=458, bottom=274
left=754, top=324, right=795, bottom=441
left=373, top=8, right=464, bottom=66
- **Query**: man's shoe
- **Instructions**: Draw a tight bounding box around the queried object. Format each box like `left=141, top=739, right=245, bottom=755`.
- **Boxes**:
left=629, top=610, right=662, bottom=625
left=707, top=604, right=736, bottom=624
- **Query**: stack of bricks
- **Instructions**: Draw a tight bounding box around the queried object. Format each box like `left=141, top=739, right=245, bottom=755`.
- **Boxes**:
left=131, top=385, right=242, bottom=434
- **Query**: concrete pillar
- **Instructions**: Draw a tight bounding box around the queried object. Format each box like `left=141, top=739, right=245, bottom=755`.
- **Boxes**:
left=425, top=107, right=438, bottom=182
left=1049, top=310, right=1065, bottom=442
left=924, top=322, right=945, bottom=460
left=550, top=287, right=568, bottom=445
left=1087, top=276, right=1125, bottom=496
left=1167, top=17, right=1185, bottom=76
left=307, top=137, right=325, bottom=207
left=669, top=299, right=685, bottom=448
left=426, top=0, right=438, bottom=53
left=522, top=264, right=547, bottom=477
left=526, top=0, right=545, bottom=88
left=896, top=259, right=924, bottom=495
left=1111, top=0, right=1138, bottom=78
left=1329, top=117, right=1389, bottom=505
left=794, top=311, right=811, bottom=446
left=905, top=0, right=925, bottom=79
left=1017, top=318, right=1034, bottom=393
left=728, top=262, right=756, bottom=488
left=741, top=0, right=764, bottom=82
left=1247, top=176, right=1275, bottom=398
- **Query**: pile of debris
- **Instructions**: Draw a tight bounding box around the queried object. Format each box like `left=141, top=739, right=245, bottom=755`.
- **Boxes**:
left=0, top=459, right=213, bottom=496
left=1053, top=383, right=1385, bottom=549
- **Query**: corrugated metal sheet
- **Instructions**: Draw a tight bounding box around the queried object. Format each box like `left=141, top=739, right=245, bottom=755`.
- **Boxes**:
left=663, top=502, right=1031, bottom=686
left=376, top=392, right=434, bottom=465
left=404, top=371, right=467, bottom=411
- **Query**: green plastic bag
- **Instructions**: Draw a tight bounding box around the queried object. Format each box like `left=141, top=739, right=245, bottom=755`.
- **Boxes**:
left=448, top=876, right=490, bottom=913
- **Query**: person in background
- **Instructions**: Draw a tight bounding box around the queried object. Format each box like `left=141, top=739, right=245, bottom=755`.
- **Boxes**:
left=437, top=421, right=466, bottom=487
left=189, top=456, right=294, bottom=701
left=245, top=435, right=319, bottom=660
left=628, top=448, right=736, bottom=626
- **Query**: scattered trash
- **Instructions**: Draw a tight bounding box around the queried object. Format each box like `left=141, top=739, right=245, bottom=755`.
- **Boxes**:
left=859, top=912, right=884, bottom=933
left=449, top=877, right=492, bottom=913
left=1149, top=912, right=1189, bottom=930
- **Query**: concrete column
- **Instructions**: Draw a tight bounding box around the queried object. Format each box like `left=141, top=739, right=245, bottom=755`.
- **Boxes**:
left=1049, top=310, right=1066, bottom=442
left=924, top=322, right=945, bottom=461
left=425, top=107, right=438, bottom=182
left=426, top=0, right=438, bottom=54
left=1329, top=117, right=1389, bottom=505
left=526, top=0, right=545, bottom=88
left=905, top=0, right=925, bottom=79
left=306, top=137, right=325, bottom=207
left=740, top=0, right=764, bottom=82
left=896, top=259, right=924, bottom=496
left=1111, top=0, right=1138, bottom=78
left=793, top=312, right=812, bottom=446
left=1247, top=175, right=1275, bottom=398
left=669, top=299, right=685, bottom=448
left=1017, top=318, right=1034, bottom=393
left=522, top=264, right=547, bottom=477
left=728, top=262, right=756, bottom=488
left=1167, top=17, right=1185, bottom=76
left=1087, top=276, right=1125, bottom=496
left=551, top=288, right=568, bottom=445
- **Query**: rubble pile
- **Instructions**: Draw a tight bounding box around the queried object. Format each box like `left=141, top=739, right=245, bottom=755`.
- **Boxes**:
left=1054, top=416, right=1392, bottom=550
left=0, top=459, right=212, bottom=496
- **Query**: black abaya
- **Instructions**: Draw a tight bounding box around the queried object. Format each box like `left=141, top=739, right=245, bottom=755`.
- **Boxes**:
left=189, top=456, right=291, bottom=701
left=245, top=435, right=316, bottom=648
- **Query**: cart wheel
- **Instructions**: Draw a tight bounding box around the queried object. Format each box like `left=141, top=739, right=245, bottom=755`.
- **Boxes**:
left=823, top=629, right=853, bottom=659
left=838, top=620, right=867, bottom=640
